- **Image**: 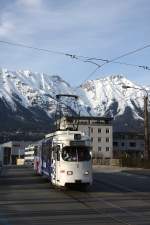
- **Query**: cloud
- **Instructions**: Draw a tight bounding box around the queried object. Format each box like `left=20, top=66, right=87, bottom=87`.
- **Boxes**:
left=0, top=0, right=150, bottom=85
left=0, top=20, right=15, bottom=37
left=17, top=0, right=42, bottom=8
left=0, top=0, right=137, bottom=45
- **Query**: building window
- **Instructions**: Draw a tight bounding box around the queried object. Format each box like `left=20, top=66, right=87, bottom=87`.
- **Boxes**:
left=91, top=128, right=93, bottom=133
left=98, top=128, right=101, bottom=133
left=113, top=142, right=118, bottom=146
left=129, top=142, right=136, bottom=147
left=91, top=137, right=93, bottom=142
left=98, top=146, right=101, bottom=151
left=98, top=137, right=101, bottom=142
left=121, top=142, right=125, bottom=146
left=106, top=128, right=109, bottom=133
left=106, top=137, right=109, bottom=142
left=106, top=147, right=110, bottom=151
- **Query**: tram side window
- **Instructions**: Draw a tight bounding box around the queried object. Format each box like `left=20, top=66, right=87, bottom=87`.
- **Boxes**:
left=57, top=150, right=60, bottom=161
left=42, top=144, right=51, bottom=161
left=34, top=148, right=37, bottom=156
left=54, top=146, right=60, bottom=161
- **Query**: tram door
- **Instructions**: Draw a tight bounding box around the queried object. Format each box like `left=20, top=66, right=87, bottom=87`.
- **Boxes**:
left=51, top=146, right=60, bottom=185
left=51, top=149, right=56, bottom=184
left=55, top=146, right=60, bottom=185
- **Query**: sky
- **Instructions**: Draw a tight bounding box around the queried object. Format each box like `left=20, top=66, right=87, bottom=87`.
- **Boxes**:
left=0, top=0, right=150, bottom=86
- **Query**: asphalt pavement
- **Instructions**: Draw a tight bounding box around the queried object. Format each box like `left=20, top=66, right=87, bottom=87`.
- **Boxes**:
left=0, top=166, right=150, bottom=225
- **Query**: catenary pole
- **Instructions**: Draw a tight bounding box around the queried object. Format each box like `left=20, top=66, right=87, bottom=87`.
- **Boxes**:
left=122, top=85, right=149, bottom=160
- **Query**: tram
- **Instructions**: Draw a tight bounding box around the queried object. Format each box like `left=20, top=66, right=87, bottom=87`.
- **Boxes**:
left=34, top=130, right=92, bottom=188
left=24, top=144, right=37, bottom=165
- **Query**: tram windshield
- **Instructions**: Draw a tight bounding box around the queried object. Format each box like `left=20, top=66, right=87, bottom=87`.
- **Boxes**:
left=62, top=146, right=91, bottom=162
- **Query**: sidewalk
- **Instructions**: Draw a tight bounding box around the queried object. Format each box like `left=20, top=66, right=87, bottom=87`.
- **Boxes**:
left=93, top=165, right=123, bottom=173
left=93, top=164, right=150, bottom=174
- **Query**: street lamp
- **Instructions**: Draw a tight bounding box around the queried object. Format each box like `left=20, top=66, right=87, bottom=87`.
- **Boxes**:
left=122, top=85, right=149, bottom=160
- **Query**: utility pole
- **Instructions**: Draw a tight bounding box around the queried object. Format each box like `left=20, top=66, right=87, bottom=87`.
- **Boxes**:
left=144, top=95, right=149, bottom=160
left=122, top=85, right=150, bottom=160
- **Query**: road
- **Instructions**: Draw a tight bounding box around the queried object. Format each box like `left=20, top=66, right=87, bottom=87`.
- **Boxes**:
left=0, top=166, right=150, bottom=225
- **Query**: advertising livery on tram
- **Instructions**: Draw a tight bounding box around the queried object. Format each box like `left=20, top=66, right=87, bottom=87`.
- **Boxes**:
left=34, top=130, right=92, bottom=188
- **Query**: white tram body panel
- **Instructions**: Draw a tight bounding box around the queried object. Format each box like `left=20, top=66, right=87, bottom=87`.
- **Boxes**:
left=34, top=130, right=92, bottom=187
left=55, top=161, right=92, bottom=187
left=34, top=141, right=43, bottom=174
left=24, top=145, right=36, bottom=165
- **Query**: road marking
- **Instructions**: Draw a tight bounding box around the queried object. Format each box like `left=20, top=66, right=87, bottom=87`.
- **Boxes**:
left=122, top=172, right=148, bottom=179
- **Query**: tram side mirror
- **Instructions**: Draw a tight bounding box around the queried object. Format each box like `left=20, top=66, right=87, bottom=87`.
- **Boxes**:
left=56, top=145, right=60, bottom=151
left=57, top=151, right=60, bottom=161
left=56, top=146, right=60, bottom=161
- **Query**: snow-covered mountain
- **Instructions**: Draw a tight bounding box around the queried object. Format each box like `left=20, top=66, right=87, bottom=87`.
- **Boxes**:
left=79, top=75, right=146, bottom=118
left=0, top=69, right=148, bottom=132
left=78, top=75, right=148, bottom=131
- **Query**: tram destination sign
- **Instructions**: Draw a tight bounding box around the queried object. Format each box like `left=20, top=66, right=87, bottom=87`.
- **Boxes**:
left=70, top=140, right=86, bottom=146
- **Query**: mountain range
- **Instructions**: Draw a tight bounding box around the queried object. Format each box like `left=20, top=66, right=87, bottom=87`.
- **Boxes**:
left=0, top=68, right=148, bottom=133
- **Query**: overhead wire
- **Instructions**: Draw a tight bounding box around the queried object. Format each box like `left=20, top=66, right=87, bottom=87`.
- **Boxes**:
left=0, top=40, right=67, bottom=56
left=109, top=43, right=150, bottom=62
left=84, top=58, right=150, bottom=70
left=113, top=61, right=150, bottom=70
left=0, top=40, right=93, bottom=61
left=86, top=43, right=150, bottom=64
left=82, top=43, right=150, bottom=83
left=0, top=39, right=150, bottom=82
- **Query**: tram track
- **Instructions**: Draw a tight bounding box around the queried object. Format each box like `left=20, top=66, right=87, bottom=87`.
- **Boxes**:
left=61, top=177, right=150, bottom=225
left=64, top=192, right=132, bottom=225
left=93, top=178, right=150, bottom=224
left=1, top=166, right=150, bottom=225
left=94, top=177, right=150, bottom=200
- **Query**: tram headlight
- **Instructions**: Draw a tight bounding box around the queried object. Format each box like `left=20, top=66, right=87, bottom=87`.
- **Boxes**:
left=67, top=171, right=73, bottom=175
left=84, top=171, right=89, bottom=175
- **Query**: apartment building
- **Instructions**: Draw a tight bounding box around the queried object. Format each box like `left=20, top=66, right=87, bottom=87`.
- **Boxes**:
left=59, top=116, right=113, bottom=163
left=113, top=132, right=144, bottom=158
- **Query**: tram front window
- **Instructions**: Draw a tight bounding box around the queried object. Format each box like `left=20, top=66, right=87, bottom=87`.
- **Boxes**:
left=62, top=146, right=91, bottom=161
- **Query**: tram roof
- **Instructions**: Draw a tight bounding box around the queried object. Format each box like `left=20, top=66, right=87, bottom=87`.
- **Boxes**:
left=45, top=130, right=83, bottom=139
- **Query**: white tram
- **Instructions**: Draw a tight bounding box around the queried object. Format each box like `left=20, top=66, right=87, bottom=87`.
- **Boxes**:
left=24, top=144, right=37, bottom=165
left=34, top=130, right=92, bottom=188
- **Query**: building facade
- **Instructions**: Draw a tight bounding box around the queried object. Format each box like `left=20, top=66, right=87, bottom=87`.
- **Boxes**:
left=0, top=141, right=32, bottom=165
left=59, top=116, right=113, bottom=163
left=0, top=145, right=3, bottom=167
left=113, top=132, right=144, bottom=158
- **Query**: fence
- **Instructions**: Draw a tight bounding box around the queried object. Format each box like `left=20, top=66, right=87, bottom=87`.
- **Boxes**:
left=92, top=156, right=150, bottom=168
